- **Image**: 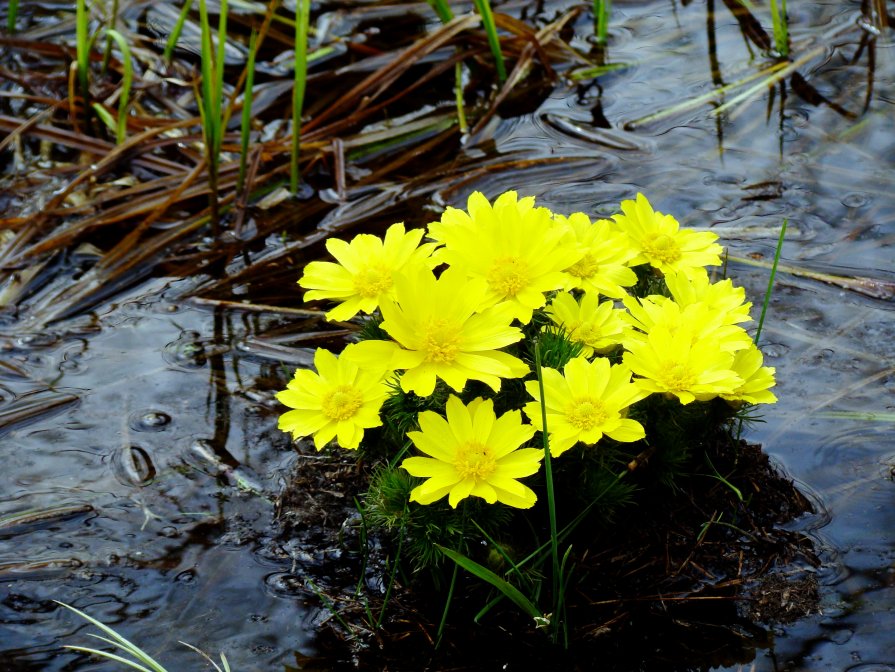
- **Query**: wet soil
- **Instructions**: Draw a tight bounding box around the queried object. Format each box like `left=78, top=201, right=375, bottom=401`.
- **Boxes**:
left=276, top=436, right=820, bottom=670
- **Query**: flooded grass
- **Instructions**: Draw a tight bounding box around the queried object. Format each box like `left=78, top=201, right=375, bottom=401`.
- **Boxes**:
left=1, top=0, right=894, bottom=669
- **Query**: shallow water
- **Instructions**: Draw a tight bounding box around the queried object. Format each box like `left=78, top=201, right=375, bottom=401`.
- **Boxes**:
left=1, top=0, right=894, bottom=669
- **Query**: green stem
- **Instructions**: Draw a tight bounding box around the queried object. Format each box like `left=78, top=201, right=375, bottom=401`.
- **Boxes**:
left=754, top=218, right=786, bottom=345
left=534, top=340, right=560, bottom=640
left=435, top=561, right=459, bottom=648
left=376, top=502, right=406, bottom=628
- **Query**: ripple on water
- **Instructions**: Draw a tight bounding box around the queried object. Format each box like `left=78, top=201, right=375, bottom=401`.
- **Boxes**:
left=127, top=409, right=172, bottom=432
left=111, top=445, right=157, bottom=487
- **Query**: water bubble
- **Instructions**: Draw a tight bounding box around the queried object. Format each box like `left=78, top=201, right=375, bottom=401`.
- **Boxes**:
left=761, top=342, right=790, bottom=358
left=163, top=332, right=208, bottom=370
left=128, top=410, right=172, bottom=432
left=175, top=569, right=197, bottom=584
left=112, top=445, right=157, bottom=487
left=841, top=192, right=870, bottom=208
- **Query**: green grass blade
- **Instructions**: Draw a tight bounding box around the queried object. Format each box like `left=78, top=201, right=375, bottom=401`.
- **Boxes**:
left=56, top=602, right=168, bottom=672
left=91, top=102, right=117, bottom=133
left=7, top=0, right=19, bottom=33
left=197, top=0, right=217, bottom=159
left=291, top=0, right=310, bottom=194
left=769, top=0, right=789, bottom=56
left=593, top=0, right=610, bottom=45
left=104, top=29, right=133, bottom=143
left=214, top=0, right=229, bottom=162
left=238, top=29, right=258, bottom=195
left=754, top=218, right=786, bottom=345
left=76, top=0, right=90, bottom=101
left=471, top=0, right=506, bottom=83
left=438, top=545, right=541, bottom=620
left=426, top=0, right=453, bottom=22
left=63, top=647, right=157, bottom=672
left=533, top=340, right=561, bottom=642
left=163, top=0, right=194, bottom=62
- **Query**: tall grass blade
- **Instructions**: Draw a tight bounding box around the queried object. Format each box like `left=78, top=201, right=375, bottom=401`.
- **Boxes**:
left=290, top=0, right=310, bottom=194
left=593, top=0, right=610, bottom=45
left=101, top=0, right=120, bottom=72
left=754, top=218, right=786, bottom=345
left=437, top=545, right=541, bottom=619
left=426, top=0, right=453, bottom=22
left=768, top=0, right=789, bottom=56
left=7, top=0, right=19, bottom=33
left=238, top=29, right=258, bottom=195
left=56, top=601, right=169, bottom=672
left=197, top=0, right=224, bottom=229
left=104, top=29, right=133, bottom=143
left=76, top=0, right=90, bottom=102
left=214, top=0, right=228, bottom=164
left=163, top=0, right=194, bottom=62
left=472, top=0, right=507, bottom=83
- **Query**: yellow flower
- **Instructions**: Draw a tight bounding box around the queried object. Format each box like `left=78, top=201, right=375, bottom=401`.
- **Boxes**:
left=401, top=396, right=542, bottom=508
left=621, top=295, right=753, bottom=353
left=523, top=356, right=647, bottom=457
left=546, top=291, right=627, bottom=357
left=612, top=194, right=723, bottom=279
left=299, top=223, right=437, bottom=322
left=722, top=345, right=777, bottom=405
left=428, top=191, right=581, bottom=324
left=623, top=324, right=742, bottom=405
left=664, top=273, right=752, bottom=326
left=344, top=267, right=529, bottom=397
left=276, top=346, right=390, bottom=450
left=554, top=212, right=638, bottom=298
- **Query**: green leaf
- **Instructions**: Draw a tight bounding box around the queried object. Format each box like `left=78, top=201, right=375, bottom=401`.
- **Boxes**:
left=437, top=545, right=541, bottom=619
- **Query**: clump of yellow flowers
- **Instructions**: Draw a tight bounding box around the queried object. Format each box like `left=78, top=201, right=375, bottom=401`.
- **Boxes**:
left=276, top=190, right=776, bottom=517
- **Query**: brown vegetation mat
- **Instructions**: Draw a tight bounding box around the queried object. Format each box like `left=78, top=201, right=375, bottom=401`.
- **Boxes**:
left=275, top=439, right=820, bottom=671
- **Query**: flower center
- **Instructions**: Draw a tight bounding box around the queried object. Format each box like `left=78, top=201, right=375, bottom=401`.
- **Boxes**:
left=643, top=233, right=682, bottom=264
left=422, top=318, right=460, bottom=364
left=487, top=256, right=529, bottom=297
left=321, top=385, right=364, bottom=421
left=454, top=441, right=497, bottom=481
left=568, top=253, right=599, bottom=279
left=570, top=322, right=601, bottom=347
left=353, top=263, right=393, bottom=298
left=658, top=362, right=696, bottom=391
left=565, top=397, right=608, bottom=430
